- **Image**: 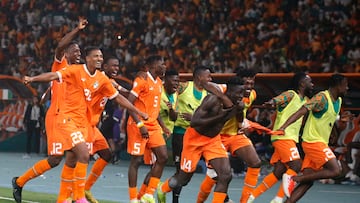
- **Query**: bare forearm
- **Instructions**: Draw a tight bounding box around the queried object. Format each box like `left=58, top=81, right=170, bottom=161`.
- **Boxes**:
left=203, top=82, right=233, bottom=108
left=157, top=115, right=166, bottom=129
left=169, top=109, right=178, bottom=121
left=191, top=108, right=234, bottom=127
left=31, top=72, right=59, bottom=83
left=280, top=106, right=308, bottom=130
left=114, top=95, right=140, bottom=118
left=58, top=28, right=80, bottom=49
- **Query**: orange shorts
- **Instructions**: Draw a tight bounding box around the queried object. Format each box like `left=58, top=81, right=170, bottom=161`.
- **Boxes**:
left=180, top=127, right=227, bottom=173
left=143, top=146, right=156, bottom=165
left=45, top=112, right=55, bottom=138
left=47, top=115, right=88, bottom=156
left=270, top=140, right=301, bottom=165
left=220, top=133, right=253, bottom=155
left=127, top=123, right=165, bottom=156
left=301, top=142, right=336, bottom=171
left=88, top=125, right=109, bottom=155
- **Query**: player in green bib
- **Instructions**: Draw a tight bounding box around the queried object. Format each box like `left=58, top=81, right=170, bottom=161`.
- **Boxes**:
left=247, top=72, right=314, bottom=203
left=279, top=74, right=348, bottom=203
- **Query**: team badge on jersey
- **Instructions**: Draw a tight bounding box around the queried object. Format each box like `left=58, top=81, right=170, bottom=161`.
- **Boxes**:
left=93, top=81, right=99, bottom=89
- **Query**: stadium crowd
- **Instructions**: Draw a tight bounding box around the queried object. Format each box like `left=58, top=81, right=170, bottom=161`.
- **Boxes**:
left=0, top=0, right=359, bottom=83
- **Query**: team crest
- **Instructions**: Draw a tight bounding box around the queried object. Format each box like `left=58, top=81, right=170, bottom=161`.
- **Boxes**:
left=93, top=81, right=99, bottom=89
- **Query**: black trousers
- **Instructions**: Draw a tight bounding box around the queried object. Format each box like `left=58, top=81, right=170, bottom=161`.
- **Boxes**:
left=26, top=120, right=41, bottom=154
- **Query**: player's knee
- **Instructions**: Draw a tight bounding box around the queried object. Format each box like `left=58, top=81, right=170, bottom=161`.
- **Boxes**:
left=248, top=159, right=261, bottom=168
left=331, top=166, right=341, bottom=178
left=168, top=176, right=181, bottom=188
left=217, top=170, right=232, bottom=184
left=77, top=153, right=90, bottom=163
left=131, top=156, right=143, bottom=166
left=47, top=156, right=62, bottom=168
left=98, top=149, right=112, bottom=162
left=289, top=161, right=302, bottom=173
left=155, top=151, right=168, bottom=165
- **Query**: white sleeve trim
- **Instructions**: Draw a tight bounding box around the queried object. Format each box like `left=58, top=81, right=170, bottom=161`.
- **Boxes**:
left=56, top=71, right=63, bottom=83
left=130, top=90, right=139, bottom=98
left=109, top=91, right=119, bottom=100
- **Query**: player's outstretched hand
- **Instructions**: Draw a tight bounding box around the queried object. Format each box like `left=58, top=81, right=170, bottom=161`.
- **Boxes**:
left=270, top=130, right=285, bottom=136
left=23, top=76, right=32, bottom=85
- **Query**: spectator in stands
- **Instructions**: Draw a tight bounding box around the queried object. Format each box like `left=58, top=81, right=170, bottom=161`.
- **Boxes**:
left=0, top=0, right=359, bottom=77
left=23, top=95, right=44, bottom=158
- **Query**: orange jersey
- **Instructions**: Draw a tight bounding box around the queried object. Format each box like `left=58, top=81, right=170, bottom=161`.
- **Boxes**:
left=128, top=72, right=162, bottom=126
left=86, top=71, right=119, bottom=126
left=47, top=56, right=68, bottom=117
left=56, top=64, right=94, bottom=126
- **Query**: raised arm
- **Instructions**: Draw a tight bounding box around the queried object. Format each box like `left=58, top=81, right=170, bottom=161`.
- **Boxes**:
left=202, top=81, right=234, bottom=108
left=24, top=72, right=59, bottom=85
left=191, top=95, right=235, bottom=127
left=55, top=17, right=88, bottom=60
left=110, top=79, right=130, bottom=98
left=113, top=94, right=148, bottom=120
left=279, top=106, right=308, bottom=131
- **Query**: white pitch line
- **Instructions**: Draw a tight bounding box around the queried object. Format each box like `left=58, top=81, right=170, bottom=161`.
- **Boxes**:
left=0, top=196, right=40, bottom=203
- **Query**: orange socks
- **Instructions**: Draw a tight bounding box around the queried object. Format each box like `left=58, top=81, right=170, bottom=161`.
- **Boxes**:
left=57, top=164, right=75, bottom=202
left=212, top=192, right=226, bottom=203
left=129, top=187, right=138, bottom=201
left=137, top=183, right=147, bottom=199
left=73, top=162, right=88, bottom=200
left=197, top=175, right=216, bottom=203
left=17, top=159, right=51, bottom=187
left=160, top=179, right=172, bottom=193
left=240, top=167, right=260, bottom=203
left=252, top=172, right=278, bottom=198
left=85, top=158, right=108, bottom=190
left=145, top=177, right=160, bottom=195
left=275, top=184, right=285, bottom=198
left=285, top=168, right=297, bottom=176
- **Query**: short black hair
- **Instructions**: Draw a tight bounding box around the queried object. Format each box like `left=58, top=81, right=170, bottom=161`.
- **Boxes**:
left=226, top=77, right=244, bottom=87
left=104, top=56, right=119, bottom=64
left=193, top=65, right=211, bottom=78
left=290, top=71, right=307, bottom=90
left=165, top=69, right=179, bottom=77
left=329, top=73, right=346, bottom=88
left=236, top=68, right=257, bottom=78
left=226, top=77, right=244, bottom=94
left=145, top=55, right=163, bottom=66
left=65, top=41, right=79, bottom=52
left=84, top=46, right=101, bottom=57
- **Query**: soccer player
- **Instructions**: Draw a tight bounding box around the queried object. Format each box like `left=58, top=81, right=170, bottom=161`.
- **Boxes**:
left=169, top=66, right=212, bottom=202
left=160, top=69, right=180, bottom=139
left=279, top=74, right=348, bottom=202
left=137, top=69, right=180, bottom=200
left=238, top=69, right=257, bottom=118
left=126, top=55, right=168, bottom=203
left=157, top=77, right=245, bottom=203
left=12, top=17, right=87, bottom=203
left=247, top=72, right=314, bottom=203
left=83, top=55, right=132, bottom=203
left=22, top=47, right=147, bottom=203
left=197, top=69, right=260, bottom=203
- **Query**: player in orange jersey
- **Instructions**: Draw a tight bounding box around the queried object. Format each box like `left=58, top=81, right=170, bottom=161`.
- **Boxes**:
left=12, top=17, right=88, bottom=203
left=83, top=55, right=130, bottom=203
left=23, top=46, right=147, bottom=203
left=126, top=55, right=169, bottom=203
